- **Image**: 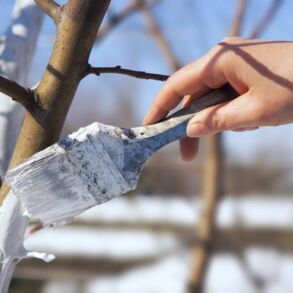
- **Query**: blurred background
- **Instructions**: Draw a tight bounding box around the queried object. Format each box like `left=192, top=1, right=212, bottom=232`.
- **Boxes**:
left=1, top=0, right=293, bottom=292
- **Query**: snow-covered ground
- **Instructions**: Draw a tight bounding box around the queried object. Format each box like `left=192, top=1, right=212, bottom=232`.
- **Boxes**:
left=76, top=195, right=293, bottom=228
left=40, top=251, right=293, bottom=293
left=22, top=195, right=293, bottom=293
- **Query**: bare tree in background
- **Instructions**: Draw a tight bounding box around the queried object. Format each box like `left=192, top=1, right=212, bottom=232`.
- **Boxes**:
left=188, top=0, right=283, bottom=292
left=187, top=1, right=248, bottom=292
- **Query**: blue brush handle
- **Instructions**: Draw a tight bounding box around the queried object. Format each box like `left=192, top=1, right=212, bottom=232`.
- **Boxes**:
left=132, top=84, right=238, bottom=152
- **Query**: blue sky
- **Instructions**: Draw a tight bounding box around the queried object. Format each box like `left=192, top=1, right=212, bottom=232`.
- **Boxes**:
left=1, top=0, right=293, bottom=164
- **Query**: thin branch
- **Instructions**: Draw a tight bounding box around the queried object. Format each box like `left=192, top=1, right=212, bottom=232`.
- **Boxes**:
left=229, top=0, right=248, bottom=36
left=141, top=7, right=181, bottom=71
left=86, top=65, right=169, bottom=81
left=0, top=75, right=40, bottom=115
left=34, top=0, right=61, bottom=23
left=250, top=0, right=283, bottom=38
left=97, top=0, right=160, bottom=42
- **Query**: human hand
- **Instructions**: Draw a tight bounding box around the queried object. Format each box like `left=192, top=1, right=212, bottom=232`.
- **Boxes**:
left=143, top=38, right=293, bottom=160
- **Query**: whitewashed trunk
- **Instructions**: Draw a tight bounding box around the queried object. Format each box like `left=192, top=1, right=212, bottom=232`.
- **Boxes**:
left=0, top=0, right=44, bottom=175
left=0, top=1, right=51, bottom=292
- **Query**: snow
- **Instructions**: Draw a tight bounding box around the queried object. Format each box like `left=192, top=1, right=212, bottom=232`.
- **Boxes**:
left=217, top=196, right=293, bottom=228
left=83, top=253, right=293, bottom=293
left=207, top=254, right=255, bottom=293
left=86, top=254, right=189, bottom=293
left=78, top=195, right=293, bottom=228
left=245, top=248, right=281, bottom=281
left=25, top=228, right=178, bottom=259
left=22, top=195, right=293, bottom=293
left=22, top=195, right=293, bottom=259
left=77, top=195, right=199, bottom=225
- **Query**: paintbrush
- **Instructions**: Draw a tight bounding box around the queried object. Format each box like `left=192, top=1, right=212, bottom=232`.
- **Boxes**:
left=6, top=84, right=237, bottom=225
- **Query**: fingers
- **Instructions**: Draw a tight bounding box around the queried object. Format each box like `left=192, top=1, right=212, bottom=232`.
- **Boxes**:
left=186, top=91, right=263, bottom=137
left=179, top=138, right=199, bottom=161
left=143, top=47, right=227, bottom=125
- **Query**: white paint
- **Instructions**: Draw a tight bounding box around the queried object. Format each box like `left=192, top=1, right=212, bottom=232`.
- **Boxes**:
left=0, top=192, right=55, bottom=292
left=6, top=104, right=198, bottom=226
left=12, top=24, right=28, bottom=38
left=7, top=122, right=135, bottom=225
left=0, top=1, right=45, bottom=292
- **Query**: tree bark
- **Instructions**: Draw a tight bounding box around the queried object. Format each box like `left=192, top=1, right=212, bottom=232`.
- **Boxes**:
left=188, top=135, right=224, bottom=293
left=0, top=2, right=110, bottom=292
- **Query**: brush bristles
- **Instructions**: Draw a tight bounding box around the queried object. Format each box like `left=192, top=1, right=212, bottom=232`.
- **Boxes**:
left=6, top=123, right=133, bottom=225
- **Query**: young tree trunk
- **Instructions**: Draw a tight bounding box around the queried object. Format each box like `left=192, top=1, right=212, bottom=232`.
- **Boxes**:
left=0, top=1, right=110, bottom=292
left=0, top=0, right=110, bottom=201
left=188, top=135, right=224, bottom=293
left=187, top=1, right=247, bottom=292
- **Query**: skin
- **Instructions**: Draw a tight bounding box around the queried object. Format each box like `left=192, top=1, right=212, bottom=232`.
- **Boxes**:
left=143, top=37, right=293, bottom=161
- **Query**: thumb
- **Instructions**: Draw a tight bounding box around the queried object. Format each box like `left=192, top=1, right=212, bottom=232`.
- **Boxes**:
left=186, top=91, right=260, bottom=137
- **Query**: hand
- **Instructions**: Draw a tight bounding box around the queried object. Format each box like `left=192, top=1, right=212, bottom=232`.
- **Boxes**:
left=143, top=37, right=293, bottom=161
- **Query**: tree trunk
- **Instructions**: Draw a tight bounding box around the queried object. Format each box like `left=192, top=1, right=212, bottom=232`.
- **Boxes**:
left=0, top=0, right=111, bottom=202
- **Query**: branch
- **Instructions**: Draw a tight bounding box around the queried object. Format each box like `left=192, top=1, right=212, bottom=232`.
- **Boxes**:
left=86, top=65, right=169, bottom=81
left=97, top=0, right=160, bottom=42
left=0, top=75, right=40, bottom=115
left=250, top=0, right=283, bottom=38
left=141, top=7, right=181, bottom=71
left=229, top=0, right=248, bottom=36
left=34, top=0, right=60, bottom=23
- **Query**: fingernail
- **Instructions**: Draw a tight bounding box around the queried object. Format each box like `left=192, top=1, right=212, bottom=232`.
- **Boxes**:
left=187, top=123, right=210, bottom=137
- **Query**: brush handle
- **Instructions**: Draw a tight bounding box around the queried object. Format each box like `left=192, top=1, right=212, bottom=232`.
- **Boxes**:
left=132, top=84, right=238, bottom=152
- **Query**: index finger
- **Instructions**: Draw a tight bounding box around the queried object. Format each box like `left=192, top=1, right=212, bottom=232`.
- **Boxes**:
left=143, top=63, right=209, bottom=125
left=143, top=44, right=229, bottom=125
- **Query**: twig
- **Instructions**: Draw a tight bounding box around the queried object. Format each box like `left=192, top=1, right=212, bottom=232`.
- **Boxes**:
left=86, top=65, right=169, bottom=81
left=141, top=7, right=181, bottom=71
left=0, top=75, right=40, bottom=115
left=34, top=0, right=60, bottom=23
left=250, top=0, right=283, bottom=38
left=97, top=0, right=160, bottom=41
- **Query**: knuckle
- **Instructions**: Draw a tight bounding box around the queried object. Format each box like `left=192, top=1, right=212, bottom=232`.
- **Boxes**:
left=217, top=37, right=244, bottom=63
left=202, top=72, right=222, bottom=89
left=219, top=36, right=243, bottom=45
left=212, top=111, right=227, bottom=131
left=166, top=72, right=182, bottom=91
left=167, top=65, right=189, bottom=83
left=166, top=73, right=176, bottom=84
left=252, top=100, right=269, bottom=124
